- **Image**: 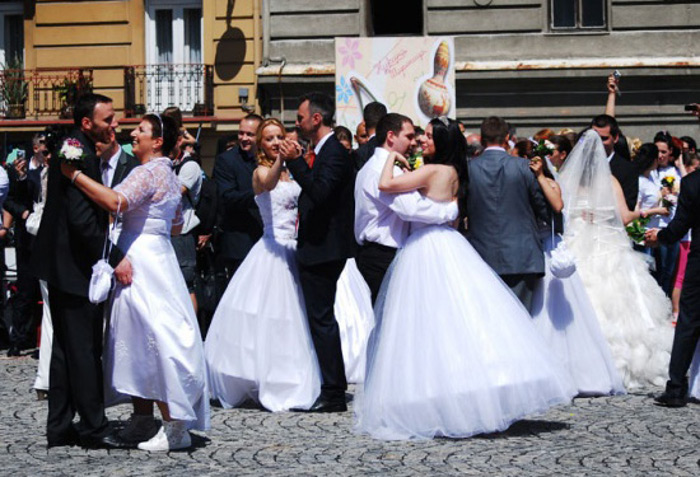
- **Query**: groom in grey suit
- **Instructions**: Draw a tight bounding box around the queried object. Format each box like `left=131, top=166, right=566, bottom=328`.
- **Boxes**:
left=465, top=116, right=549, bottom=312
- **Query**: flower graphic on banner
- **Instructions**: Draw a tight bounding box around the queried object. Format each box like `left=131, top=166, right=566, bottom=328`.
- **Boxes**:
left=339, top=38, right=362, bottom=69
left=336, top=76, right=354, bottom=104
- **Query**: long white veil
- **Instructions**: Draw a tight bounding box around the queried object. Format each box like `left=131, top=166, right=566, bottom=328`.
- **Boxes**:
left=558, top=130, right=627, bottom=252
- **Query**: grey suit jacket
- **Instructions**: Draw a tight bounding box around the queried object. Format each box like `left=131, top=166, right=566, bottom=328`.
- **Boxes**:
left=465, top=148, right=549, bottom=276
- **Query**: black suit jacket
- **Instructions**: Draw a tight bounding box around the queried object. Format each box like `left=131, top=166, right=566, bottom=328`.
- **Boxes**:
left=609, top=152, right=639, bottom=211
left=465, top=149, right=549, bottom=276
left=31, top=130, right=127, bottom=297
left=352, top=135, right=379, bottom=171
left=286, top=134, right=356, bottom=266
left=658, top=170, right=700, bottom=282
left=110, top=148, right=139, bottom=188
left=212, top=145, right=263, bottom=261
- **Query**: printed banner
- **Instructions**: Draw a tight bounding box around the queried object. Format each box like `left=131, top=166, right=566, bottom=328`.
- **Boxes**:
left=335, top=36, right=456, bottom=134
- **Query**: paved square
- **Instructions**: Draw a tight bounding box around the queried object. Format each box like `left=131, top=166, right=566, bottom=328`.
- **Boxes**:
left=1, top=355, right=698, bottom=476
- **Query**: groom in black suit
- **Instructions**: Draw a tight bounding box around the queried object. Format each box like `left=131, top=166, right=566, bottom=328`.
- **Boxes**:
left=466, top=116, right=549, bottom=312
left=31, top=94, right=132, bottom=448
left=281, top=92, right=356, bottom=412
left=646, top=169, right=700, bottom=407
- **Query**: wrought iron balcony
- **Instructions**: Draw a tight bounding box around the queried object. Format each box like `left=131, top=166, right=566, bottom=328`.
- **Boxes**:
left=124, top=64, right=214, bottom=118
left=0, top=68, right=93, bottom=120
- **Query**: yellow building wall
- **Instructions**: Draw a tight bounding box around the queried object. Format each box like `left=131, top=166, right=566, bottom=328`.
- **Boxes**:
left=22, top=0, right=260, bottom=124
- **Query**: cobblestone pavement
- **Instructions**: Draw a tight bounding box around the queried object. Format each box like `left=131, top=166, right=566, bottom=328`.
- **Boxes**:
left=0, top=354, right=698, bottom=476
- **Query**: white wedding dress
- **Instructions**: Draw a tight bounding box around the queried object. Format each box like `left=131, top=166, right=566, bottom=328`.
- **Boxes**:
left=558, top=131, right=673, bottom=390
left=104, top=157, right=210, bottom=431
left=531, top=227, right=625, bottom=396
left=356, top=201, right=576, bottom=441
left=204, top=180, right=321, bottom=411
left=334, top=258, right=374, bottom=383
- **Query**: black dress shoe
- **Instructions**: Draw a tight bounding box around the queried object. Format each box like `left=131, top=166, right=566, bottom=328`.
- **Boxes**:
left=81, top=431, right=135, bottom=450
left=654, top=392, right=687, bottom=408
left=293, top=396, right=347, bottom=413
left=7, top=346, right=21, bottom=357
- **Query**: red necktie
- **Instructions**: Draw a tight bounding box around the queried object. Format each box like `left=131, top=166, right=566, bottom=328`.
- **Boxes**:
left=306, top=150, right=316, bottom=168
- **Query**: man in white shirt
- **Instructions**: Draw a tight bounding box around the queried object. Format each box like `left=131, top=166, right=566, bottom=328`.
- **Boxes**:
left=354, top=113, right=455, bottom=303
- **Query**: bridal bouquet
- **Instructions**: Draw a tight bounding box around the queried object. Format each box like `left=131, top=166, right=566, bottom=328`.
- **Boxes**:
left=59, top=138, right=87, bottom=167
left=660, top=175, right=677, bottom=209
left=532, top=139, right=554, bottom=158
left=395, top=149, right=424, bottom=171
left=625, top=216, right=650, bottom=244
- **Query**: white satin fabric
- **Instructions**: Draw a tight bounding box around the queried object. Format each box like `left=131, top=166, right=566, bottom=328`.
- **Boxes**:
left=205, top=181, right=321, bottom=411
left=104, top=158, right=210, bottom=431
left=531, top=233, right=625, bottom=396
left=356, top=219, right=576, bottom=441
left=334, top=259, right=374, bottom=383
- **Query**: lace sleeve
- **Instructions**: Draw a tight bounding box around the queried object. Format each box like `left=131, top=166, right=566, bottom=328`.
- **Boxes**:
left=173, top=199, right=184, bottom=226
left=114, top=166, right=156, bottom=212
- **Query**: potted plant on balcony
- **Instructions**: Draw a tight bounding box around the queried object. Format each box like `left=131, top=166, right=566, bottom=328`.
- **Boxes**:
left=56, top=73, right=93, bottom=119
left=1, top=57, right=29, bottom=119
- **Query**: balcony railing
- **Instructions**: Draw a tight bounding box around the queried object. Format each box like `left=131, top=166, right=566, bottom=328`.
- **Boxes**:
left=124, top=64, right=214, bottom=117
left=0, top=68, right=93, bottom=120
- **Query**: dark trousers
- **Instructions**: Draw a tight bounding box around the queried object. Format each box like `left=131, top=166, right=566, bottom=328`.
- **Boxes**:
left=356, top=242, right=397, bottom=305
left=653, top=242, right=680, bottom=296
left=47, top=285, right=108, bottom=443
left=221, top=257, right=245, bottom=284
left=9, top=246, right=41, bottom=348
left=297, top=259, right=347, bottom=400
left=500, top=273, right=541, bottom=313
left=666, top=269, right=700, bottom=396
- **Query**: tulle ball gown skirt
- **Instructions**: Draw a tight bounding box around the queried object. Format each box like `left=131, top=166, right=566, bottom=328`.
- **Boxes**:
left=204, top=238, right=321, bottom=412
left=531, top=236, right=625, bottom=396
left=334, top=259, right=375, bottom=384
left=104, top=232, right=210, bottom=431
left=355, top=225, right=576, bottom=441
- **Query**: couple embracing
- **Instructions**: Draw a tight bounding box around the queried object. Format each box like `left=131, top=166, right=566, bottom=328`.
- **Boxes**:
left=354, top=114, right=575, bottom=440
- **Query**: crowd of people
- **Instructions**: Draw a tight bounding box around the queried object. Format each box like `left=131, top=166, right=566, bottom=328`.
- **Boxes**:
left=0, top=72, right=698, bottom=449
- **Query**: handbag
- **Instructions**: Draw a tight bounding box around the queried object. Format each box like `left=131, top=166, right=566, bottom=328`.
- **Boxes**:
left=89, top=197, right=121, bottom=304
left=549, top=217, right=577, bottom=279
left=25, top=201, right=44, bottom=236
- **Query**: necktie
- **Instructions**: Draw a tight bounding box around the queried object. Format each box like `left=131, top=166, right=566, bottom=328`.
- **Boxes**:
left=305, top=150, right=316, bottom=169
left=101, top=159, right=110, bottom=186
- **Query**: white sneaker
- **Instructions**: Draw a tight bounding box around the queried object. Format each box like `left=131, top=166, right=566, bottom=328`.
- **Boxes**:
left=119, top=413, right=159, bottom=445
left=137, top=421, right=191, bottom=452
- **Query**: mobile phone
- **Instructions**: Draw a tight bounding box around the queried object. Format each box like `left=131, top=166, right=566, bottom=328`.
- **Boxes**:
left=612, top=70, right=621, bottom=81
left=684, top=104, right=698, bottom=112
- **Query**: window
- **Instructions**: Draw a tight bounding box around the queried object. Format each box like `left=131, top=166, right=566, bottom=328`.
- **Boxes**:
left=551, top=0, right=606, bottom=30
left=369, top=0, right=423, bottom=36
left=145, top=1, right=203, bottom=113
left=146, top=1, right=202, bottom=65
left=0, top=2, right=23, bottom=65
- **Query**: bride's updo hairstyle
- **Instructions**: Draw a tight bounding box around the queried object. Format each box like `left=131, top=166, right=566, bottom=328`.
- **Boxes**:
left=256, top=117, right=286, bottom=168
left=143, top=113, right=178, bottom=158
left=428, top=117, right=469, bottom=219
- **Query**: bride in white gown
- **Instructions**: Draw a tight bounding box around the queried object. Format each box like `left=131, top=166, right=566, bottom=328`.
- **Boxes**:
left=528, top=153, right=625, bottom=396
left=63, top=114, right=209, bottom=451
left=205, top=118, right=321, bottom=412
left=558, top=130, right=674, bottom=390
left=355, top=118, right=575, bottom=441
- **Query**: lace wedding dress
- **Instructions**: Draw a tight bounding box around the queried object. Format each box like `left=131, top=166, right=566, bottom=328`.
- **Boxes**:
left=105, top=157, right=210, bottom=431
left=355, top=201, right=576, bottom=441
left=558, top=131, right=673, bottom=390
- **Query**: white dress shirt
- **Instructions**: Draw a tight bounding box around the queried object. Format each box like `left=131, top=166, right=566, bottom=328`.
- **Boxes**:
left=354, top=147, right=458, bottom=248
left=101, top=145, right=121, bottom=187
left=314, top=131, right=335, bottom=156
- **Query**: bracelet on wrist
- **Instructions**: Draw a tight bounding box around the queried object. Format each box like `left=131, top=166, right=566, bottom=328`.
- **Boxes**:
left=71, top=170, right=82, bottom=184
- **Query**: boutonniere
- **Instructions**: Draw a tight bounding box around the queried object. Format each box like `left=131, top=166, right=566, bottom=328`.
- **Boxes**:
left=59, top=138, right=87, bottom=167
